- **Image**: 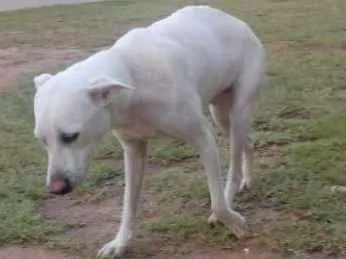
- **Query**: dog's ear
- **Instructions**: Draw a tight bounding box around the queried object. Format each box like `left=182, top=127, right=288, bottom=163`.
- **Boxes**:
left=88, top=75, right=134, bottom=106
left=34, top=73, right=53, bottom=89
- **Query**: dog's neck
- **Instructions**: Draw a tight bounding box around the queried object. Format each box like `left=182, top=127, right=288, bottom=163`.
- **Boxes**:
left=55, top=47, right=133, bottom=92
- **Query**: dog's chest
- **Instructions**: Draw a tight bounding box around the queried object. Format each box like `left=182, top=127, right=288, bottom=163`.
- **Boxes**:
left=112, top=114, right=160, bottom=139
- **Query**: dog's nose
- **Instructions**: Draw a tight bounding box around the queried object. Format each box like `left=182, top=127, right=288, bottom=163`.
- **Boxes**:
left=49, top=174, right=73, bottom=195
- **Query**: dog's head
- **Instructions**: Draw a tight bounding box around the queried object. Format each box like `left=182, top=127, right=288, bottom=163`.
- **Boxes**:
left=33, top=72, right=134, bottom=195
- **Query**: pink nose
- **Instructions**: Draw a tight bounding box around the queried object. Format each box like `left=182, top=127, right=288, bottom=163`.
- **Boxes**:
left=49, top=175, right=73, bottom=195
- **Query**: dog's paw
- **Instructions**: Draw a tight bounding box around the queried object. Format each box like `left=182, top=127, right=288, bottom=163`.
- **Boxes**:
left=207, top=212, right=219, bottom=225
left=216, top=209, right=248, bottom=238
left=229, top=214, right=248, bottom=238
left=97, top=240, right=127, bottom=258
left=227, top=210, right=248, bottom=238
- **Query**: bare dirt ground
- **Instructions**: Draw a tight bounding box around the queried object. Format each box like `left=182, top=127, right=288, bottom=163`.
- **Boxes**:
left=0, top=47, right=85, bottom=94
left=0, top=246, right=281, bottom=259
left=0, top=247, right=83, bottom=259
left=39, top=187, right=284, bottom=259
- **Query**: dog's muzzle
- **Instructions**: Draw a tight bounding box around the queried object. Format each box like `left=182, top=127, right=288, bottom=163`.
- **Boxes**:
left=48, top=174, right=73, bottom=195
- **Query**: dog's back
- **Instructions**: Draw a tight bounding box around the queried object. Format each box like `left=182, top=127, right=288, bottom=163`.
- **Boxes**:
left=112, top=6, right=264, bottom=103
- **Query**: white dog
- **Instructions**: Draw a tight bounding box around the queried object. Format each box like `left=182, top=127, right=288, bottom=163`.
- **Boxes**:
left=33, top=6, right=266, bottom=258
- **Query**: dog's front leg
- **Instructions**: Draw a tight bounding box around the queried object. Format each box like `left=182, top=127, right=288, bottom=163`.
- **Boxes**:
left=98, top=139, right=147, bottom=258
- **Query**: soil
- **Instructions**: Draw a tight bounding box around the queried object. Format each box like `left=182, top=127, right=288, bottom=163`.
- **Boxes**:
left=0, top=47, right=85, bottom=94
left=36, top=177, right=285, bottom=259
left=0, top=246, right=83, bottom=259
left=150, top=249, right=282, bottom=259
left=0, top=245, right=282, bottom=259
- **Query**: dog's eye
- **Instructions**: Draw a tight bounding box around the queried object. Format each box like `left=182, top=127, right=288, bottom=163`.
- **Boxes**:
left=60, top=132, right=79, bottom=144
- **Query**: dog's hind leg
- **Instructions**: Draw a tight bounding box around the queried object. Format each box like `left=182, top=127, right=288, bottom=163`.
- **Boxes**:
left=191, top=117, right=247, bottom=238
left=240, top=134, right=255, bottom=191
left=224, top=48, right=266, bottom=210
left=209, top=88, right=233, bottom=135
left=208, top=88, right=232, bottom=225
left=225, top=98, right=252, bottom=209
left=208, top=86, right=253, bottom=214
left=98, top=139, right=147, bottom=258
left=209, top=87, right=254, bottom=193
left=208, top=87, right=252, bottom=224
left=162, top=101, right=247, bottom=238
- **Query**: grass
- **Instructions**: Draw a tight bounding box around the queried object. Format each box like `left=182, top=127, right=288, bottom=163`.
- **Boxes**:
left=0, top=0, right=346, bottom=258
left=0, top=79, right=61, bottom=245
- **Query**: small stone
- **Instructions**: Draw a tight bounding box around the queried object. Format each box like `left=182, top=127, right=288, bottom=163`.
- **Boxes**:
left=331, top=185, right=346, bottom=194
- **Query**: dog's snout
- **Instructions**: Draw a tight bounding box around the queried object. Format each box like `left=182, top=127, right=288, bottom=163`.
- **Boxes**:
left=48, top=174, right=73, bottom=195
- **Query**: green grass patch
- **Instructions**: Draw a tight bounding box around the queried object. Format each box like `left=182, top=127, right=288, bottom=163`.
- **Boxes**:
left=149, top=139, right=198, bottom=165
left=144, top=214, right=233, bottom=246
left=0, top=80, right=62, bottom=245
